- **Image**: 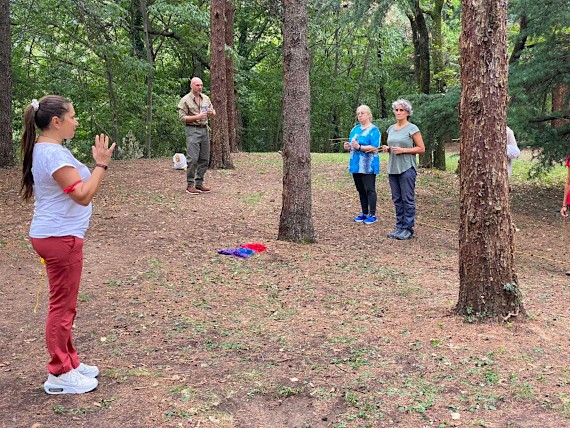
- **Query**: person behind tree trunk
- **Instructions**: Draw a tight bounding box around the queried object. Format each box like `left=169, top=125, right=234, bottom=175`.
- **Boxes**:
left=21, top=95, right=115, bottom=394
left=177, top=77, right=216, bottom=195
left=506, top=126, right=520, bottom=177
left=382, top=99, right=425, bottom=240
left=343, top=105, right=381, bottom=225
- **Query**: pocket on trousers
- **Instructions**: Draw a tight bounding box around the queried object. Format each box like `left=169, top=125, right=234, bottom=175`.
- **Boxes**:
left=62, top=236, right=84, bottom=256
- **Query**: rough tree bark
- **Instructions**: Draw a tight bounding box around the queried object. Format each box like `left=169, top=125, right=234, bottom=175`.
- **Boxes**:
left=456, top=0, right=525, bottom=321
left=278, top=0, right=315, bottom=243
left=210, top=0, right=233, bottom=168
left=0, top=0, right=13, bottom=168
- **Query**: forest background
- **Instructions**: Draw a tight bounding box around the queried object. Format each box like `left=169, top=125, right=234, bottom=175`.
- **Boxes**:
left=2, top=0, right=569, bottom=171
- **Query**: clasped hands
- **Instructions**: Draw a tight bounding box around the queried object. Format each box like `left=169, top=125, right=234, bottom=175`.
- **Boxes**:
left=197, top=108, right=215, bottom=120
left=344, top=141, right=378, bottom=153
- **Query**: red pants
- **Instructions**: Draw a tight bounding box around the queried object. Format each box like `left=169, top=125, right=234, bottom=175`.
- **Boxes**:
left=31, top=236, right=84, bottom=375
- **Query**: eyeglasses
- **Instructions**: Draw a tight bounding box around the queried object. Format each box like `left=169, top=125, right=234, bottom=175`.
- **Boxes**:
left=394, top=108, right=406, bottom=112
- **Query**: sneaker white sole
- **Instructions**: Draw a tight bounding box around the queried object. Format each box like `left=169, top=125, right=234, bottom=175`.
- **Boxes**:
left=44, top=378, right=98, bottom=394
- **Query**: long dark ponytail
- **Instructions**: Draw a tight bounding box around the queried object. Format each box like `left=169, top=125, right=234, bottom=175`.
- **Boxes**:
left=20, top=95, right=71, bottom=200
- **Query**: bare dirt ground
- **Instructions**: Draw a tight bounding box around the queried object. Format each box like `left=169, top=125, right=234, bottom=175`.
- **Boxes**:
left=1, top=152, right=569, bottom=428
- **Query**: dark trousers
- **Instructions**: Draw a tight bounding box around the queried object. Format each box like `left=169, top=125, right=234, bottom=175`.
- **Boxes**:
left=353, top=173, right=377, bottom=216
left=389, top=167, right=417, bottom=231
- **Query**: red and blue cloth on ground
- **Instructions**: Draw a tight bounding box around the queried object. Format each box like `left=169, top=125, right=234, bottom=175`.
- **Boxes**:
left=217, top=243, right=267, bottom=258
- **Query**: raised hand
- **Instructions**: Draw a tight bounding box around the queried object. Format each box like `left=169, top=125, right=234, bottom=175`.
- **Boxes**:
left=92, top=134, right=116, bottom=166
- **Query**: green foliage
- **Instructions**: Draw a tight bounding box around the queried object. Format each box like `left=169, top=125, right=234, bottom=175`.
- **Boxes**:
left=405, top=88, right=460, bottom=143
left=508, top=0, right=570, bottom=172
left=9, top=0, right=567, bottom=165
left=10, top=0, right=209, bottom=158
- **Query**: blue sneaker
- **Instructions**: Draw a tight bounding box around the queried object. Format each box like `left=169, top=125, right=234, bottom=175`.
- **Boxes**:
left=363, top=215, right=377, bottom=225
left=353, top=214, right=367, bottom=223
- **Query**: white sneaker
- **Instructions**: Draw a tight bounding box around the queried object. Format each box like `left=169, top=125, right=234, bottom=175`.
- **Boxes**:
left=44, top=370, right=98, bottom=394
left=75, top=362, right=99, bottom=378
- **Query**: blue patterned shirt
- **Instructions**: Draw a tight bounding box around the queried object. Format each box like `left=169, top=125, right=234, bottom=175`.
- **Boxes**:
left=348, top=124, right=380, bottom=174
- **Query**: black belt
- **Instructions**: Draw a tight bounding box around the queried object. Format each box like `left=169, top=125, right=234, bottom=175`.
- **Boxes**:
left=187, top=124, right=207, bottom=128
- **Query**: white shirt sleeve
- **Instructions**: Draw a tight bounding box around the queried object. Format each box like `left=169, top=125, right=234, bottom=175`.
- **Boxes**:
left=506, top=127, right=520, bottom=160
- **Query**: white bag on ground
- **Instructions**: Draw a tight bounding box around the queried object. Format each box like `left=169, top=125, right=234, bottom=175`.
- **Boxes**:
left=172, top=153, right=187, bottom=170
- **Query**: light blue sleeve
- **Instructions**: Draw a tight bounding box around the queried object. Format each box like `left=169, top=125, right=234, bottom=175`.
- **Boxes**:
left=369, top=127, right=380, bottom=147
left=349, top=126, right=359, bottom=142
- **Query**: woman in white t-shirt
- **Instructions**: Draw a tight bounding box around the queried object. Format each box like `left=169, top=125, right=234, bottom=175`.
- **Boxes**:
left=20, top=95, right=115, bottom=394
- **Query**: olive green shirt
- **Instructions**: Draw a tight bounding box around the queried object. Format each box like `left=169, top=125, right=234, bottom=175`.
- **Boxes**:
left=178, top=92, right=212, bottom=126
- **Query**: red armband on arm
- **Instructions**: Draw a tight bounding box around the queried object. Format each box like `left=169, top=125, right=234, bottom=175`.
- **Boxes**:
left=63, top=180, right=83, bottom=194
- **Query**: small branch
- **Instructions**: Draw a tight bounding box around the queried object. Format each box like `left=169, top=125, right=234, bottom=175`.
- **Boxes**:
left=503, top=309, right=520, bottom=323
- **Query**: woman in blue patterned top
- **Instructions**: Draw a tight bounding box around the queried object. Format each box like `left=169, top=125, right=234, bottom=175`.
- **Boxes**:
left=381, top=99, right=425, bottom=240
left=344, top=105, right=380, bottom=224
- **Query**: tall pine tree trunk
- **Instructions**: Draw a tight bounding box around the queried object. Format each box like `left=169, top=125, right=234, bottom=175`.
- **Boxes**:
left=210, top=0, right=233, bottom=168
left=278, top=0, right=315, bottom=243
left=457, top=0, right=524, bottom=321
left=0, top=0, right=13, bottom=167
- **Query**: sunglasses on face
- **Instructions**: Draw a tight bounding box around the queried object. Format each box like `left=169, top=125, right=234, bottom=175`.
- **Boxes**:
left=394, top=108, right=406, bottom=112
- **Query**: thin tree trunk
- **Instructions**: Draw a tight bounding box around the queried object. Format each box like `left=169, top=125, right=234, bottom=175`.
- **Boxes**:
left=210, top=0, right=233, bottom=168
left=430, top=0, right=447, bottom=170
left=225, top=0, right=238, bottom=152
left=103, top=59, right=120, bottom=146
left=552, top=84, right=569, bottom=128
left=433, top=134, right=447, bottom=171
left=354, top=41, right=372, bottom=107
left=408, top=0, right=431, bottom=167
left=456, top=0, right=524, bottom=321
left=508, top=14, right=528, bottom=66
left=278, top=0, right=315, bottom=243
left=0, top=0, right=13, bottom=167
left=129, top=0, right=146, bottom=59
left=330, top=23, right=341, bottom=150
left=377, top=47, right=387, bottom=119
left=431, top=0, right=445, bottom=93
left=407, top=0, right=430, bottom=95
left=140, top=0, right=154, bottom=157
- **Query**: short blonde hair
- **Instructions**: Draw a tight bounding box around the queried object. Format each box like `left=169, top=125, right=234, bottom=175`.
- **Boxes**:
left=356, top=105, right=373, bottom=120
